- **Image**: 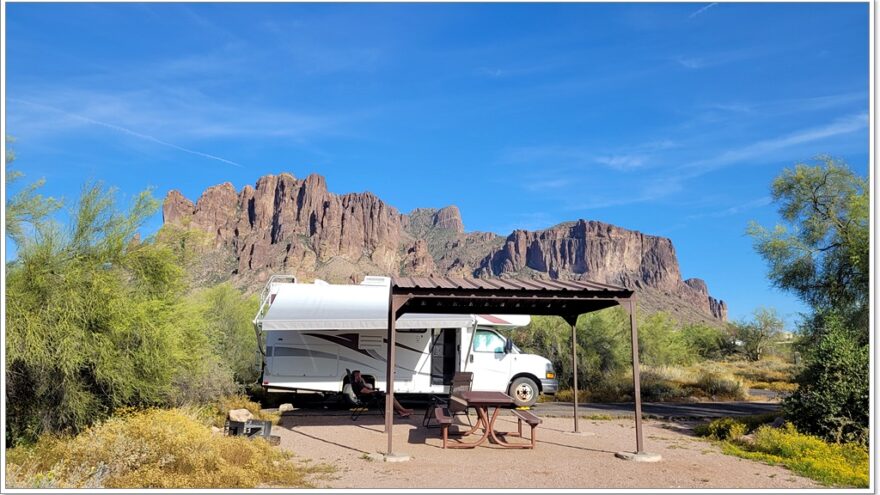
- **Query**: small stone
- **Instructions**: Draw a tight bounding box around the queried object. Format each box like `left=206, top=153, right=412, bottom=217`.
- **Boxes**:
left=210, top=426, right=222, bottom=435
left=228, top=408, right=254, bottom=422
left=279, top=403, right=295, bottom=413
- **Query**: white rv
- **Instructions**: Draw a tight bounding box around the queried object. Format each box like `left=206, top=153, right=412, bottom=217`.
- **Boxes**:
left=253, top=275, right=558, bottom=407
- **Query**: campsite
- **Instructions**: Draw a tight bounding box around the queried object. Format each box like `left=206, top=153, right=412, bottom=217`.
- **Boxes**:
left=3, top=2, right=871, bottom=491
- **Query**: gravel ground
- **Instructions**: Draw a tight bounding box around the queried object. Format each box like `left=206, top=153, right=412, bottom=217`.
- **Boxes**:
left=275, top=410, right=818, bottom=489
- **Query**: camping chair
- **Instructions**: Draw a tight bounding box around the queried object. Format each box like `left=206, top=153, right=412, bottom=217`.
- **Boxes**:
left=423, top=372, right=473, bottom=428
left=342, top=369, right=385, bottom=421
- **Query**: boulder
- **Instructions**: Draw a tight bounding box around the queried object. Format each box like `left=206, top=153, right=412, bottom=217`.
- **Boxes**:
left=228, top=408, right=254, bottom=423
left=278, top=403, right=295, bottom=413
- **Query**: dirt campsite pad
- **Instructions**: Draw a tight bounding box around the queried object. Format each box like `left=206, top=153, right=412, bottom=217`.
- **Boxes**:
left=275, top=410, right=818, bottom=489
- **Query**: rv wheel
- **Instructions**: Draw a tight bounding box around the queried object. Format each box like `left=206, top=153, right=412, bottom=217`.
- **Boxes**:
left=509, top=377, right=539, bottom=407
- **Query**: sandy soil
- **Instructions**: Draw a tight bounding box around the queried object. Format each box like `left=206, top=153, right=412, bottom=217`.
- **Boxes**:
left=274, top=410, right=819, bottom=489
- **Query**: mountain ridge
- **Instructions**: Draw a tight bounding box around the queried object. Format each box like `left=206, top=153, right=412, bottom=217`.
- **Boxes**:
left=160, top=172, right=728, bottom=326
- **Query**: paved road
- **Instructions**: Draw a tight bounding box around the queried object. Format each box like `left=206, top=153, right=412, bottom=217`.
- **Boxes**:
left=532, top=400, right=780, bottom=419
left=273, top=393, right=780, bottom=420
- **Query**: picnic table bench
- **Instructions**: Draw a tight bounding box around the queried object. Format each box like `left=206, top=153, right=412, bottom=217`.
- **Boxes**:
left=435, top=391, right=541, bottom=449
left=509, top=409, right=542, bottom=448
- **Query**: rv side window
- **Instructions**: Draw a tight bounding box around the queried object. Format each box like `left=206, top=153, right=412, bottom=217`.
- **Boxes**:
left=473, top=329, right=505, bottom=353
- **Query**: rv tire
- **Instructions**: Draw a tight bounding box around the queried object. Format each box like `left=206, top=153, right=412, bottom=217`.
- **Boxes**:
left=509, top=377, right=539, bottom=407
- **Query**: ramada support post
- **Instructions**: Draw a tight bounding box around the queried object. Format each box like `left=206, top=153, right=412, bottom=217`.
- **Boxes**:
left=384, top=291, right=411, bottom=462
left=614, top=295, right=660, bottom=462
left=628, top=297, right=644, bottom=453
left=563, top=314, right=580, bottom=433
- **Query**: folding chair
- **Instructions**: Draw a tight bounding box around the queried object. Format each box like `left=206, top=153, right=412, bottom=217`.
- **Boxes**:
left=342, top=368, right=385, bottom=421
left=423, top=372, right=473, bottom=428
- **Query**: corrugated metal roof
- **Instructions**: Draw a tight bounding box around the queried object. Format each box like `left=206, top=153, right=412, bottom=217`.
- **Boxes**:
left=392, top=275, right=629, bottom=294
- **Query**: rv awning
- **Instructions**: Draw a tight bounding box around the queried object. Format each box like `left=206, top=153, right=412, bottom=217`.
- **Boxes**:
left=259, top=282, right=476, bottom=331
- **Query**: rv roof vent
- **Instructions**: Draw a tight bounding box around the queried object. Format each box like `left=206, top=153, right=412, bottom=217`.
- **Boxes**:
left=313, top=279, right=330, bottom=286
left=361, top=276, right=391, bottom=286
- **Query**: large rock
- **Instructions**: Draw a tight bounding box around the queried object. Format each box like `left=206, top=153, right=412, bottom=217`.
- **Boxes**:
left=228, top=408, right=254, bottom=423
left=161, top=172, right=728, bottom=324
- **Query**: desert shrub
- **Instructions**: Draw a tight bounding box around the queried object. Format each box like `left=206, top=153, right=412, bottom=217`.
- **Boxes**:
left=5, top=185, right=187, bottom=444
left=4, top=183, right=242, bottom=445
left=510, top=309, right=630, bottom=391
left=783, top=317, right=869, bottom=445
left=680, top=323, right=731, bottom=359
left=638, top=313, right=695, bottom=367
left=695, top=371, right=747, bottom=400
left=695, top=418, right=748, bottom=441
left=181, top=284, right=261, bottom=384
left=5, top=408, right=324, bottom=488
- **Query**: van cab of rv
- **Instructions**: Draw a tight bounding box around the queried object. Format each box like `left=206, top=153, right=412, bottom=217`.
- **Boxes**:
left=253, top=275, right=558, bottom=407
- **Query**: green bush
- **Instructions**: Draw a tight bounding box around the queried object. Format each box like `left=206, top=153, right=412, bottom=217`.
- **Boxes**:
left=695, top=418, right=748, bottom=441
left=5, top=185, right=187, bottom=444
left=4, top=183, right=251, bottom=445
left=638, top=313, right=695, bottom=367
left=680, top=323, right=731, bottom=359
left=695, top=371, right=747, bottom=400
left=783, top=316, right=869, bottom=445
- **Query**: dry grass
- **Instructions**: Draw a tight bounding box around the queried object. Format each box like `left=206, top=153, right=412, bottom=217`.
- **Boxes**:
left=5, top=407, right=330, bottom=489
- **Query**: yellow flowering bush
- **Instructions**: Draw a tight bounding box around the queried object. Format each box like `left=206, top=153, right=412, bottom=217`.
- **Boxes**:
left=6, top=408, right=328, bottom=488
left=697, top=417, right=868, bottom=488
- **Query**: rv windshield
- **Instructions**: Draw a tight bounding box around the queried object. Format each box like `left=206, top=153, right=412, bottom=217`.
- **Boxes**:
left=473, top=329, right=521, bottom=354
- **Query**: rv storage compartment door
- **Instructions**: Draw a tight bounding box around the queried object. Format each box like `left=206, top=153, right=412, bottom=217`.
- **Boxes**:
left=267, top=331, right=339, bottom=377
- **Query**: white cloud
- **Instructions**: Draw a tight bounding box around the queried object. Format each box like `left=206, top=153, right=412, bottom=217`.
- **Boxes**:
left=687, top=196, right=773, bottom=219
left=682, top=112, right=868, bottom=175
left=595, top=154, right=647, bottom=171
left=675, top=56, right=705, bottom=69
left=523, top=178, right=573, bottom=191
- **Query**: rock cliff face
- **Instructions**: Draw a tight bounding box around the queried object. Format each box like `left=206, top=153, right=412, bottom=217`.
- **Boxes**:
left=162, top=172, right=728, bottom=323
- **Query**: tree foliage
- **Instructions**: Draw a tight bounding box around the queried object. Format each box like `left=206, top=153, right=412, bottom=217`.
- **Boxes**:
left=4, top=180, right=254, bottom=445
left=728, top=307, right=784, bottom=362
left=5, top=137, right=61, bottom=246
left=749, top=157, right=869, bottom=443
left=747, top=156, right=869, bottom=340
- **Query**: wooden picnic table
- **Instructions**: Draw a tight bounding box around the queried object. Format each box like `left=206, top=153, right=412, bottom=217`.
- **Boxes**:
left=443, top=391, right=533, bottom=449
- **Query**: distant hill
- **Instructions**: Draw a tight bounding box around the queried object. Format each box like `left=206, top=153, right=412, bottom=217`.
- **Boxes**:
left=161, top=172, right=727, bottom=326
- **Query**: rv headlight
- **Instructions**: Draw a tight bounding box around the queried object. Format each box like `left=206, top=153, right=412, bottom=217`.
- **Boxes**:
left=545, top=363, right=555, bottom=380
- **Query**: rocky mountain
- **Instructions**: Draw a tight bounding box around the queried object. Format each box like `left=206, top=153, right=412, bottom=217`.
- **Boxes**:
left=161, top=172, right=727, bottom=325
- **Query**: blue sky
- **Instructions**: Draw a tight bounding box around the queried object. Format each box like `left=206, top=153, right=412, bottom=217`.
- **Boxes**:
left=5, top=3, right=870, bottom=325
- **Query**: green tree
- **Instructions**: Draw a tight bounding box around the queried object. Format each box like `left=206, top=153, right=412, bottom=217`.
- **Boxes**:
left=5, top=182, right=234, bottom=444
left=747, top=156, right=868, bottom=341
left=5, top=137, right=61, bottom=246
left=728, top=307, right=784, bottom=362
left=183, top=283, right=261, bottom=384
left=680, top=323, right=732, bottom=360
left=749, top=157, right=869, bottom=442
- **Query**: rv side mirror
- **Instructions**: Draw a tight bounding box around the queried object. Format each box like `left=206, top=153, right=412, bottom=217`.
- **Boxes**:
left=503, top=339, right=513, bottom=354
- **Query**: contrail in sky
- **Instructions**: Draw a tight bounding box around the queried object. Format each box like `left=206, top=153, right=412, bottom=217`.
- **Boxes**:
left=8, top=97, right=245, bottom=168
left=689, top=3, right=718, bottom=19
